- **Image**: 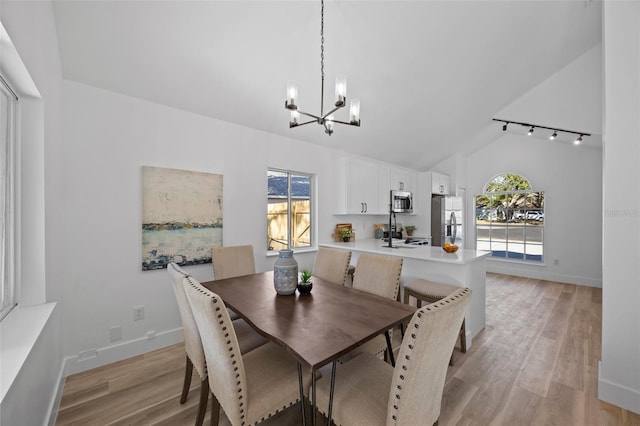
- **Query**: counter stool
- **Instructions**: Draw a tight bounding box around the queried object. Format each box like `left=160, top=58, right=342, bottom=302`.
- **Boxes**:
left=402, top=279, right=467, bottom=364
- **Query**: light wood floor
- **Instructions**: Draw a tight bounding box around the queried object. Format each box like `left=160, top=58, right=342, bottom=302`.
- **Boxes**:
left=55, top=274, right=640, bottom=425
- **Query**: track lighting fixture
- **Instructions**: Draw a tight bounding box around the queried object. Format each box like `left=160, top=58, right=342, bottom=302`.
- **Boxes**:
left=492, top=118, right=591, bottom=146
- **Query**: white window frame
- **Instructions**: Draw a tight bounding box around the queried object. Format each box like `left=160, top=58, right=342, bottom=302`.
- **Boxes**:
left=0, top=74, right=18, bottom=322
left=475, top=174, right=544, bottom=263
left=267, top=168, right=314, bottom=252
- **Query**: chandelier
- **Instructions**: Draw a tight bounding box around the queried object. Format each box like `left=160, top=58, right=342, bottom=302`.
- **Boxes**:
left=285, top=0, right=361, bottom=135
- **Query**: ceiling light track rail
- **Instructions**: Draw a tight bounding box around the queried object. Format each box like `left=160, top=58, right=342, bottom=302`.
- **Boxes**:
left=493, top=118, right=591, bottom=145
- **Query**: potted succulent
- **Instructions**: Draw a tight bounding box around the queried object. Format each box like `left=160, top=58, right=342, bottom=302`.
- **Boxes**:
left=297, top=269, right=313, bottom=295
left=404, top=225, right=417, bottom=236
left=340, top=229, right=353, bottom=242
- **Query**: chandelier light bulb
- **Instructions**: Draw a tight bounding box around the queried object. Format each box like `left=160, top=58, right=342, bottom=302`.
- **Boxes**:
left=286, top=81, right=298, bottom=108
left=335, top=75, right=347, bottom=106
left=528, top=126, right=534, bottom=136
left=350, top=99, right=360, bottom=124
left=550, top=131, right=557, bottom=140
left=574, top=135, right=583, bottom=145
left=502, top=123, right=508, bottom=131
left=290, top=110, right=299, bottom=125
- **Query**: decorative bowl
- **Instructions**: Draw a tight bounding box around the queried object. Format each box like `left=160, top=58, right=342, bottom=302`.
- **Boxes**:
left=297, top=282, right=313, bottom=295
left=442, top=244, right=459, bottom=253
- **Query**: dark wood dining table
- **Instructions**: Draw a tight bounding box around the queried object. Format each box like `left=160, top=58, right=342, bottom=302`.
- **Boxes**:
left=201, top=270, right=416, bottom=425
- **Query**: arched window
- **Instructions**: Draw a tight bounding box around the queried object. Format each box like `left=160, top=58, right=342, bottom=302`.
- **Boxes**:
left=475, top=173, right=544, bottom=262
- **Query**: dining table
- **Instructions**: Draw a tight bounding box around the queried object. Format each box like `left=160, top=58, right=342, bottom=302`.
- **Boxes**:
left=201, top=270, right=416, bottom=426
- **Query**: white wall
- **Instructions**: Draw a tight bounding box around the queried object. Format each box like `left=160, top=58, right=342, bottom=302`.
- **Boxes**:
left=0, top=0, right=64, bottom=424
left=599, top=1, right=640, bottom=414
left=461, top=41, right=604, bottom=287
left=467, top=134, right=602, bottom=286
left=60, top=80, right=348, bottom=372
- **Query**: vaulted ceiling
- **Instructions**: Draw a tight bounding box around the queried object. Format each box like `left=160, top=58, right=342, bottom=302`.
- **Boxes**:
left=52, top=0, right=602, bottom=171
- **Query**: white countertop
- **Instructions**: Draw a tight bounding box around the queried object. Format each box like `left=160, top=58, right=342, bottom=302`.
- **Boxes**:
left=320, top=238, right=490, bottom=265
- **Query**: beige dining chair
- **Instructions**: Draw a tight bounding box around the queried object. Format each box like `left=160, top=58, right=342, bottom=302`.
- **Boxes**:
left=211, top=244, right=255, bottom=280
left=314, top=287, right=471, bottom=426
left=349, top=253, right=403, bottom=361
left=167, top=262, right=267, bottom=426
left=211, top=245, right=256, bottom=320
left=183, top=274, right=312, bottom=426
left=403, top=278, right=467, bottom=364
left=311, top=247, right=352, bottom=286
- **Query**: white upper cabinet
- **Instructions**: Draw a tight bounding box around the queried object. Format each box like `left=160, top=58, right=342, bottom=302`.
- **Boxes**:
left=431, top=171, right=450, bottom=195
left=334, top=158, right=418, bottom=215
left=390, top=168, right=415, bottom=193
left=335, top=158, right=383, bottom=214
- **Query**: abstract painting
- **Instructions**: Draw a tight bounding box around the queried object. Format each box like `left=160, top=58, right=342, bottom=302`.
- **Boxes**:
left=141, top=166, right=223, bottom=270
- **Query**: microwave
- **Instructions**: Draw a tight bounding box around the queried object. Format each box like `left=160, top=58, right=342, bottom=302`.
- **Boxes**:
left=391, top=190, right=413, bottom=213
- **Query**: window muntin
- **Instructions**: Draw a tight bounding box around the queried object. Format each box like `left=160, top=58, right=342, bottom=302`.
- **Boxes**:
left=1, top=75, right=18, bottom=321
left=476, top=174, right=544, bottom=262
left=267, top=169, right=312, bottom=252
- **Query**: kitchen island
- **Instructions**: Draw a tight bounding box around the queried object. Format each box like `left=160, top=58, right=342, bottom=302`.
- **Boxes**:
left=320, top=238, right=490, bottom=347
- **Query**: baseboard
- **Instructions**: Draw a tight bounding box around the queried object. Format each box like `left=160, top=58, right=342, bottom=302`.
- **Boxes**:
left=486, top=261, right=602, bottom=287
left=64, top=327, right=183, bottom=376
left=598, top=361, right=640, bottom=415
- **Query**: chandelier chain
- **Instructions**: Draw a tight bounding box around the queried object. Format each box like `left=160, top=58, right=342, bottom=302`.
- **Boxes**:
left=320, top=0, right=325, bottom=81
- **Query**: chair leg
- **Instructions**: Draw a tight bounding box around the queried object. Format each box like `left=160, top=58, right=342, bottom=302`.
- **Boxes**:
left=459, top=318, right=467, bottom=353
left=210, top=391, right=220, bottom=426
left=180, top=355, right=193, bottom=404
left=195, top=378, right=209, bottom=426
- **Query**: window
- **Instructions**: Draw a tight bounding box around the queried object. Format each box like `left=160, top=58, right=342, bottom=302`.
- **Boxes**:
left=1, top=75, right=18, bottom=321
left=475, top=173, right=544, bottom=262
left=267, top=169, right=312, bottom=252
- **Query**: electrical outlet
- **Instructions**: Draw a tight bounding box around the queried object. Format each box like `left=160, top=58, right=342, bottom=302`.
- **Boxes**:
left=133, top=306, right=144, bottom=321
left=110, top=325, right=122, bottom=342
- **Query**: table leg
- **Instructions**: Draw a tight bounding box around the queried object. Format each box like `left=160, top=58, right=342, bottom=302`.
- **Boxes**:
left=298, top=362, right=306, bottom=426
left=385, top=330, right=395, bottom=367
left=327, top=361, right=337, bottom=426
left=312, top=370, right=317, bottom=426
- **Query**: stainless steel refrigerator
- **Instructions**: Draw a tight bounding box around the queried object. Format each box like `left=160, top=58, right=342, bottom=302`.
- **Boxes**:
left=431, top=194, right=464, bottom=248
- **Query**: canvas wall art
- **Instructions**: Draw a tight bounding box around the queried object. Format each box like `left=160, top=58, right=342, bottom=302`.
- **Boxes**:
left=141, top=166, right=223, bottom=270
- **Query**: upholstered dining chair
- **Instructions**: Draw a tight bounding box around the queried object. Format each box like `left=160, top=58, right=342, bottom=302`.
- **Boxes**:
left=314, top=287, right=471, bottom=426
left=211, top=245, right=255, bottom=280
left=311, top=247, right=352, bottom=286
left=183, top=274, right=312, bottom=426
left=167, top=262, right=267, bottom=426
left=403, top=278, right=467, bottom=364
left=211, top=245, right=256, bottom=320
left=349, top=253, right=403, bottom=362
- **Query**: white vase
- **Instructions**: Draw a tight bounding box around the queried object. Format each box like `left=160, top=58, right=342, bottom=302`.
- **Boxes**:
left=274, top=249, right=298, bottom=295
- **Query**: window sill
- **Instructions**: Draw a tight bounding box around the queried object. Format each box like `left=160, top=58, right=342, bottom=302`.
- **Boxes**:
left=0, top=302, right=56, bottom=403
left=266, top=247, right=318, bottom=257
left=487, top=257, right=547, bottom=267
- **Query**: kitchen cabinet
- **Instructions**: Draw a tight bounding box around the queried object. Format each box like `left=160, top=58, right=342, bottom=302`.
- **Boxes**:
left=390, top=168, right=415, bottom=193
left=431, top=171, right=450, bottom=195
left=334, top=158, right=418, bottom=215
left=334, top=158, right=385, bottom=214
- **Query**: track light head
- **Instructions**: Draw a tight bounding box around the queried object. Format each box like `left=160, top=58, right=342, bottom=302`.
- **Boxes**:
left=574, top=135, right=583, bottom=145
left=549, top=131, right=557, bottom=140
left=502, top=122, right=508, bottom=131
left=528, top=126, right=534, bottom=136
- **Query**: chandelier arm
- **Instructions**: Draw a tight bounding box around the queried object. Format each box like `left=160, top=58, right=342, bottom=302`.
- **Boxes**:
left=321, top=104, right=344, bottom=120
left=290, top=120, right=317, bottom=128
left=329, top=119, right=361, bottom=127
left=296, top=110, right=322, bottom=121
